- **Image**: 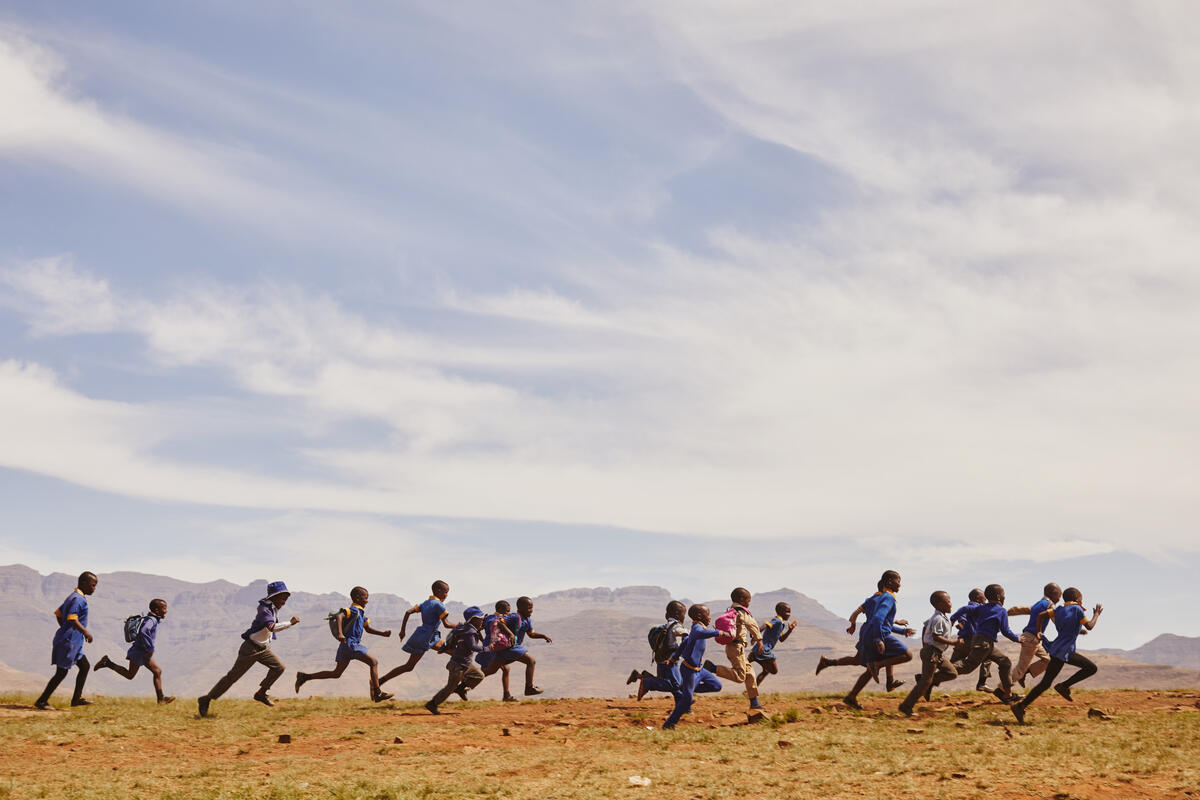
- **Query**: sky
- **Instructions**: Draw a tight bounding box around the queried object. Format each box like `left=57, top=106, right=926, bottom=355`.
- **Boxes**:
left=1, top=2, right=1198, bottom=650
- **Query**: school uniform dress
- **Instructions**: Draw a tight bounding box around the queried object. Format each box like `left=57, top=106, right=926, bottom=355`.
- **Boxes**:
left=336, top=604, right=370, bottom=662
left=860, top=591, right=908, bottom=665
left=402, top=598, right=446, bottom=654
left=749, top=616, right=785, bottom=665
left=430, top=623, right=486, bottom=707
left=1014, top=596, right=1054, bottom=682
left=206, top=599, right=295, bottom=699
left=126, top=614, right=161, bottom=667
left=1020, top=603, right=1098, bottom=706
left=51, top=589, right=89, bottom=669
left=664, top=623, right=721, bottom=728
left=898, top=610, right=958, bottom=713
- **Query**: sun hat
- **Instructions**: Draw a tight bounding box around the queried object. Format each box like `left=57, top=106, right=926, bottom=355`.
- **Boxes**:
left=463, top=605, right=484, bottom=622
left=263, top=580, right=290, bottom=601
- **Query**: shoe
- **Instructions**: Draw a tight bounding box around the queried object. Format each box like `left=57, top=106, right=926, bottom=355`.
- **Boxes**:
left=976, top=684, right=991, bottom=693
left=253, top=691, right=275, bottom=707
left=992, top=688, right=1014, bottom=705
left=636, top=678, right=648, bottom=702
left=1017, top=675, right=1027, bottom=688
left=424, top=700, right=440, bottom=715
left=96, top=655, right=112, bottom=670
left=626, top=669, right=640, bottom=686
left=34, top=700, right=51, bottom=710
left=747, top=709, right=766, bottom=723
left=159, top=696, right=176, bottom=704
left=703, top=660, right=717, bottom=674
left=502, top=694, right=518, bottom=702
left=661, top=723, right=675, bottom=730
left=922, top=685, right=933, bottom=702
left=1054, top=683, right=1073, bottom=702
left=815, top=656, right=829, bottom=675
left=373, top=690, right=394, bottom=703
left=198, top=695, right=211, bottom=717
left=898, top=705, right=915, bottom=717
left=524, top=686, right=543, bottom=696
left=70, top=698, right=92, bottom=707
left=842, top=696, right=863, bottom=710
left=886, top=679, right=905, bottom=692
left=454, top=687, right=468, bottom=701
left=1011, top=703, right=1026, bottom=724
left=294, top=673, right=307, bottom=694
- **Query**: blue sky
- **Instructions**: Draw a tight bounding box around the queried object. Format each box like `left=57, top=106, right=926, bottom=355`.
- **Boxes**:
left=2, top=3, right=1198, bottom=649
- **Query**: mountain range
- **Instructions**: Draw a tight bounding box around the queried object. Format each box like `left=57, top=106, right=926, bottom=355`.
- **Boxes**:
left=2, top=564, right=1198, bottom=700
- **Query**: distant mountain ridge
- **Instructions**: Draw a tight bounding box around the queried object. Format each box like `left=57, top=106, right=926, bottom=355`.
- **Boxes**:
left=2, top=564, right=1198, bottom=699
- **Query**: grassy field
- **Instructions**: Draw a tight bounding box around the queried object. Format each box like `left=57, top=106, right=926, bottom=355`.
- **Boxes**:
left=2, top=689, right=1198, bottom=799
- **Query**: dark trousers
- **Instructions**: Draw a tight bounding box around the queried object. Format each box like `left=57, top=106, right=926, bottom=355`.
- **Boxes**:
left=206, top=640, right=285, bottom=699
left=900, top=645, right=957, bottom=711
left=431, top=661, right=484, bottom=707
left=1021, top=652, right=1097, bottom=706
left=952, top=635, right=1012, bottom=690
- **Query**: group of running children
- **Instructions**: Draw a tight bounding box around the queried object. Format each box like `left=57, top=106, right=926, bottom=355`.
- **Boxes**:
left=34, top=570, right=1102, bottom=728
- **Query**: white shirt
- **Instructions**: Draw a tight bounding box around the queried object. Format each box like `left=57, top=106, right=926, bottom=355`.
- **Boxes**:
left=922, top=610, right=953, bottom=651
left=247, top=618, right=294, bottom=647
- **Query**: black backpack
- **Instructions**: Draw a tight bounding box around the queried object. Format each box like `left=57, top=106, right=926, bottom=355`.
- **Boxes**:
left=647, top=621, right=676, bottom=663
left=122, top=614, right=147, bottom=643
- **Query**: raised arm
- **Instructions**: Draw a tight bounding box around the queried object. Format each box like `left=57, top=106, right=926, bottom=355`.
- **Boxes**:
left=365, top=618, right=391, bottom=637
left=1083, top=604, right=1103, bottom=630
left=779, top=620, right=798, bottom=642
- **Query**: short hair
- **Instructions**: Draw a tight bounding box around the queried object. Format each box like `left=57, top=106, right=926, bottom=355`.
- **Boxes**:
left=78, top=571, right=97, bottom=587
left=350, top=586, right=368, bottom=601
left=876, top=579, right=887, bottom=591
left=984, top=584, right=1004, bottom=602
left=666, top=600, right=686, bottom=618
left=149, top=598, right=166, bottom=613
left=730, top=587, right=751, bottom=605
left=495, top=600, right=511, bottom=613
left=688, top=604, right=708, bottom=622
left=968, top=588, right=985, bottom=603
left=1044, top=583, right=1061, bottom=597
left=516, top=596, right=533, bottom=610
left=1063, top=587, right=1081, bottom=602
left=881, top=570, right=901, bottom=583
left=432, top=580, right=449, bottom=595
left=929, top=591, right=950, bottom=606
left=775, top=602, right=790, bottom=615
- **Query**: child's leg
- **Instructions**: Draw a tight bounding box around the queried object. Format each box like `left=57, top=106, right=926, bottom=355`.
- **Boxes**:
left=104, top=659, right=141, bottom=680
left=899, top=651, right=937, bottom=713
left=36, top=668, right=70, bottom=706
left=1057, top=653, right=1097, bottom=691
left=663, top=670, right=699, bottom=729
left=145, top=659, right=171, bottom=702
left=298, top=659, right=350, bottom=686
left=695, top=668, right=722, bottom=694
left=379, top=652, right=423, bottom=685
left=71, top=655, right=91, bottom=704
left=989, top=650, right=1014, bottom=696
left=845, top=668, right=874, bottom=705
left=1016, top=657, right=1064, bottom=709
left=500, top=664, right=514, bottom=699
left=816, top=653, right=862, bottom=674
left=756, top=659, right=778, bottom=686
left=518, top=653, right=541, bottom=694
left=357, top=653, right=381, bottom=695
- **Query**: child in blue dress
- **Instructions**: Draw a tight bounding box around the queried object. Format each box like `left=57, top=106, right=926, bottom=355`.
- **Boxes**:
left=479, top=596, right=552, bottom=698
left=295, top=586, right=394, bottom=701
left=379, top=580, right=454, bottom=686
left=749, top=601, right=798, bottom=687
left=475, top=600, right=520, bottom=701
left=96, top=598, right=175, bottom=704
left=1011, top=588, right=1103, bottom=724
left=35, top=571, right=98, bottom=709
left=840, top=570, right=915, bottom=709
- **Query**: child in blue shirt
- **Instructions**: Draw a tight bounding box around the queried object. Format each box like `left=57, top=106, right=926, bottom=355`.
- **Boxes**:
left=427, top=606, right=488, bottom=714
left=1011, top=588, right=1102, bottom=724
left=479, top=596, right=552, bottom=698
left=96, top=598, right=175, bottom=704
left=630, top=600, right=720, bottom=701
left=295, top=586, right=395, bottom=702
left=749, top=602, right=798, bottom=687
left=474, top=600, right=520, bottom=701
left=839, top=570, right=916, bottom=709
left=814, top=579, right=907, bottom=692
left=1011, top=583, right=1061, bottom=687
left=663, top=604, right=722, bottom=730
left=950, top=588, right=993, bottom=691
left=950, top=583, right=1021, bottom=704
left=379, top=580, right=455, bottom=687
left=35, top=571, right=98, bottom=709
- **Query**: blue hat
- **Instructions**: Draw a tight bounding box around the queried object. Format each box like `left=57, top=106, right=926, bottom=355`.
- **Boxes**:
left=263, top=580, right=290, bottom=600
left=463, top=605, right=483, bottom=621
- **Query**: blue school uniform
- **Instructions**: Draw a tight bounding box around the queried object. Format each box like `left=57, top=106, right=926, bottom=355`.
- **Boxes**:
left=242, top=600, right=279, bottom=641
left=951, top=602, right=981, bottom=638
left=664, top=622, right=722, bottom=728
left=860, top=591, right=907, bottom=664
left=125, top=614, right=160, bottom=667
left=336, top=604, right=370, bottom=661
left=402, top=597, right=446, bottom=654
left=970, top=603, right=1020, bottom=643
left=1022, top=597, right=1054, bottom=636
left=750, top=616, right=785, bottom=664
left=1046, top=604, right=1086, bottom=661
left=51, top=590, right=89, bottom=669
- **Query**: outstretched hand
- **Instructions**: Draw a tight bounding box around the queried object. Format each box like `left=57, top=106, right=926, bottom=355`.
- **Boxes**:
left=1093, top=604, right=1103, bottom=615
left=290, top=616, right=301, bottom=625
left=846, top=622, right=857, bottom=634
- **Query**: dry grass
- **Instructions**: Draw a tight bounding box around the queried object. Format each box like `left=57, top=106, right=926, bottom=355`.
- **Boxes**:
left=2, top=689, right=1198, bottom=799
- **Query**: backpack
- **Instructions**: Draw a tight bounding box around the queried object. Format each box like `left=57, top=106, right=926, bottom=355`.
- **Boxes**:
left=122, top=614, right=147, bottom=643
left=714, top=607, right=742, bottom=645
left=326, top=609, right=347, bottom=639
left=647, top=621, right=676, bottom=663
left=488, top=616, right=513, bottom=652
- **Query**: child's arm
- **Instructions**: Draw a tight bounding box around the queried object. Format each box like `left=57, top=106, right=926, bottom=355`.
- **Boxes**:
left=1083, top=604, right=1103, bottom=630
left=1035, top=607, right=1055, bottom=638
left=497, top=620, right=515, bottom=639
left=440, top=611, right=455, bottom=630
left=528, top=629, right=553, bottom=644
left=999, top=609, right=1020, bottom=643
left=333, top=609, right=348, bottom=642
left=778, top=620, right=799, bottom=642
left=398, top=606, right=418, bottom=638
left=1007, top=605, right=1031, bottom=617
left=364, top=619, right=391, bottom=637
left=846, top=606, right=865, bottom=634
left=68, top=616, right=93, bottom=644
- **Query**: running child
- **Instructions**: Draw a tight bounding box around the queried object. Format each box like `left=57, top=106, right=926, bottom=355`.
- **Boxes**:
left=1011, top=588, right=1102, bottom=724
left=629, top=600, right=720, bottom=701
left=898, top=591, right=959, bottom=716
left=663, top=604, right=721, bottom=730
left=96, top=598, right=175, bottom=704
left=379, top=580, right=455, bottom=686
left=295, top=586, right=394, bottom=702
left=474, top=600, right=520, bottom=701
left=814, top=578, right=906, bottom=691
left=35, top=571, right=99, bottom=709
left=950, top=583, right=1020, bottom=704
left=840, top=570, right=915, bottom=710
left=199, top=580, right=300, bottom=717
left=426, top=606, right=487, bottom=714
left=1011, top=583, right=1061, bottom=687
left=480, top=596, right=551, bottom=697
left=749, top=602, right=798, bottom=687
left=703, top=587, right=766, bottom=718
left=950, top=588, right=993, bottom=691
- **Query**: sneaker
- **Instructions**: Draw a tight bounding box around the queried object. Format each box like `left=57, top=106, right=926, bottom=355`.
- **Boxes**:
left=1054, top=683, right=1073, bottom=702
left=992, top=688, right=1013, bottom=705
left=70, top=698, right=92, bottom=707
left=454, top=687, right=468, bottom=701
left=1011, top=702, right=1026, bottom=724
left=886, top=679, right=905, bottom=692
left=747, top=709, right=766, bottom=723
left=96, top=655, right=112, bottom=671
left=636, top=677, right=649, bottom=702
left=198, top=695, right=211, bottom=717
left=814, top=656, right=829, bottom=676
left=976, top=684, right=992, bottom=693
left=626, top=669, right=640, bottom=686
left=502, top=694, right=518, bottom=702
left=159, top=696, right=176, bottom=704
left=702, top=660, right=717, bottom=674
left=253, top=691, right=275, bottom=707
left=295, top=673, right=307, bottom=694
left=898, top=704, right=915, bottom=717
left=661, top=723, right=676, bottom=730
left=424, top=700, right=440, bottom=715
left=34, top=700, right=51, bottom=711
left=373, top=690, right=394, bottom=703
left=1017, top=675, right=1027, bottom=688
left=524, top=686, right=544, bottom=696
left=842, top=696, right=863, bottom=710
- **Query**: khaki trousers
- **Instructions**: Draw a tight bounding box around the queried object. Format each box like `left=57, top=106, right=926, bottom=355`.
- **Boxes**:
left=207, top=639, right=285, bottom=698
left=1013, top=632, right=1050, bottom=683
left=713, top=642, right=758, bottom=700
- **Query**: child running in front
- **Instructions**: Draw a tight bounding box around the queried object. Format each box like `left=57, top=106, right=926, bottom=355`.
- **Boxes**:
left=950, top=583, right=1021, bottom=705
left=663, top=604, right=721, bottom=730
left=426, top=606, right=487, bottom=714
left=814, top=578, right=905, bottom=692
left=630, top=600, right=720, bottom=701
left=1011, top=588, right=1103, bottom=724
left=897, top=591, right=958, bottom=716
left=295, top=586, right=394, bottom=702
left=704, top=587, right=766, bottom=719
left=749, top=602, right=798, bottom=687
left=96, top=598, right=175, bottom=704
left=840, top=570, right=915, bottom=710
left=379, top=580, right=455, bottom=687
left=479, top=596, right=552, bottom=697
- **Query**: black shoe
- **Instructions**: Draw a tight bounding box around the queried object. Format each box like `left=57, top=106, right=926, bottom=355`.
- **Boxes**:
left=1011, top=703, right=1026, bottom=724
left=294, top=673, right=307, bottom=694
left=1054, top=683, right=1073, bottom=702
left=843, top=696, right=863, bottom=710
left=898, top=704, right=915, bottom=717
left=702, top=660, right=716, bottom=673
left=454, top=687, right=468, bottom=701
left=626, top=669, right=640, bottom=685
left=992, top=688, right=1013, bottom=705
left=373, top=690, right=394, bottom=703
left=253, top=691, right=275, bottom=707
left=96, top=655, right=112, bottom=670
left=1017, top=674, right=1027, bottom=688
left=70, top=698, right=92, bottom=707
left=524, top=686, right=544, bottom=696
left=886, top=679, right=905, bottom=692
left=425, top=700, right=440, bottom=715
left=198, top=695, right=211, bottom=717
left=34, top=699, right=51, bottom=710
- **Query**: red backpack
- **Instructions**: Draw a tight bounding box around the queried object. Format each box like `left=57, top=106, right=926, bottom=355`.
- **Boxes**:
left=714, top=607, right=742, bottom=645
left=488, top=615, right=514, bottom=652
